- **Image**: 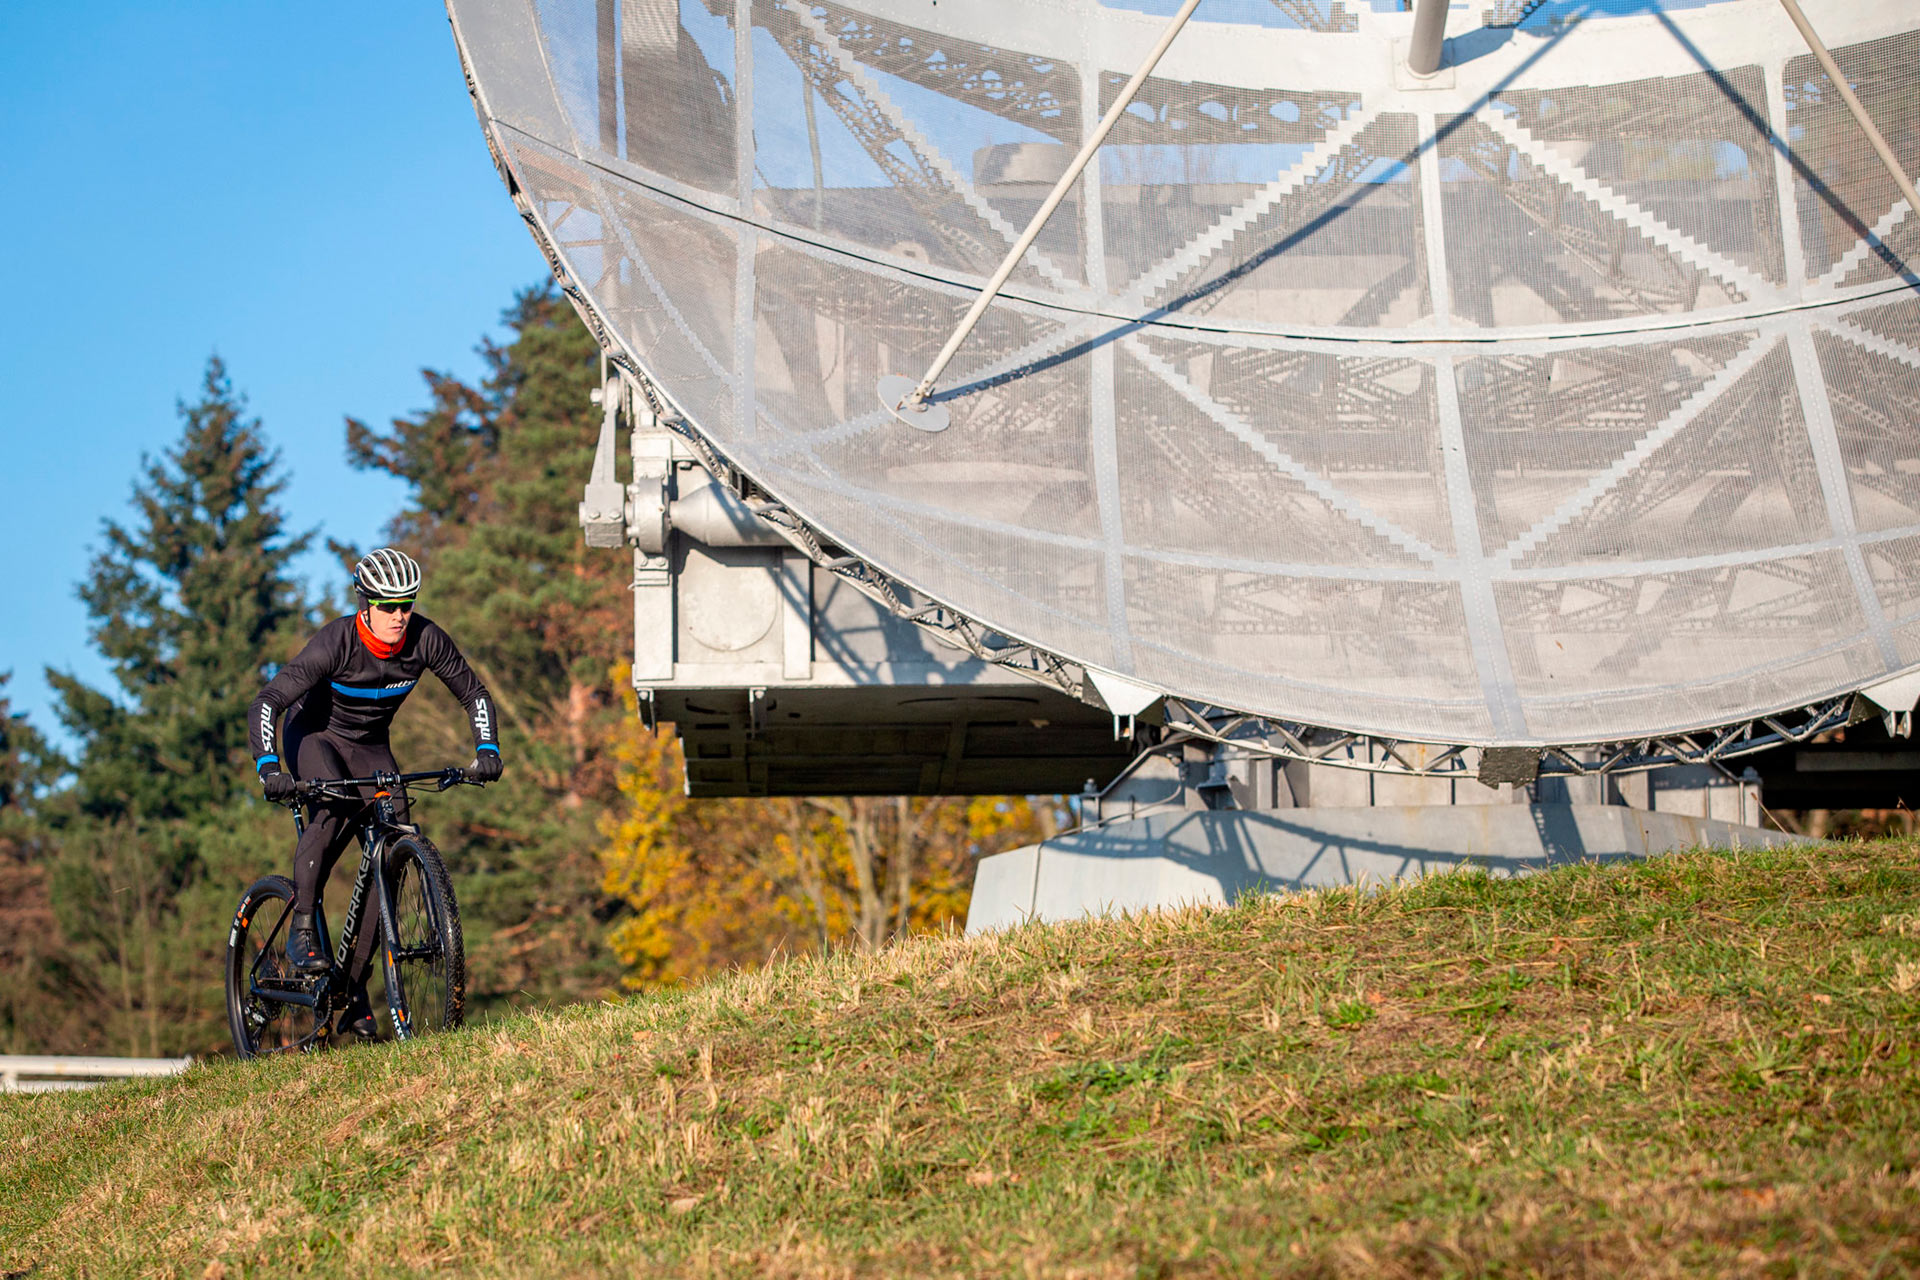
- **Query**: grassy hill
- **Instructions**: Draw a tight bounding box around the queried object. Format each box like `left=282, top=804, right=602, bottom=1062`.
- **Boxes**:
left=5, top=840, right=1919, bottom=1278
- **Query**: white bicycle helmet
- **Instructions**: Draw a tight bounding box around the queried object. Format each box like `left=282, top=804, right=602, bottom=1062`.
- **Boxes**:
left=353, top=547, right=422, bottom=602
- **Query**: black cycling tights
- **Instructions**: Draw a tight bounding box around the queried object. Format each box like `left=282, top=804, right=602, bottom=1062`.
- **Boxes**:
left=289, top=729, right=411, bottom=979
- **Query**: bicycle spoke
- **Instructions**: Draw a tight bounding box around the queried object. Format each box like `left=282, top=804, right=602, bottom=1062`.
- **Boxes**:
left=247, top=901, right=292, bottom=983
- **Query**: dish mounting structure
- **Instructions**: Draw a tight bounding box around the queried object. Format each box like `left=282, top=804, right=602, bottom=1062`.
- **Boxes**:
left=446, top=0, right=1920, bottom=789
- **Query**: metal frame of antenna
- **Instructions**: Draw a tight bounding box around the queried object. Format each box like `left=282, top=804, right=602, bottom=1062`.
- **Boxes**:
left=468, top=75, right=1890, bottom=786
left=659, top=343, right=1873, bottom=785
left=449, top=0, right=1920, bottom=787
left=1156, top=690, right=1861, bottom=781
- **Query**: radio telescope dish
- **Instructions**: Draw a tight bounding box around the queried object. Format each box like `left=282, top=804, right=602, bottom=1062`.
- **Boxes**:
left=447, top=0, right=1920, bottom=751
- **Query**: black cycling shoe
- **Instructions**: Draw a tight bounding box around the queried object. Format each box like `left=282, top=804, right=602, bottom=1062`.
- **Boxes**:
left=285, top=912, right=330, bottom=975
left=335, top=995, right=381, bottom=1043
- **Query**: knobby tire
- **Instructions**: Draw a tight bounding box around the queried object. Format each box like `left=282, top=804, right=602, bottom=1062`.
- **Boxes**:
left=225, top=875, right=315, bottom=1059
left=380, top=833, right=465, bottom=1040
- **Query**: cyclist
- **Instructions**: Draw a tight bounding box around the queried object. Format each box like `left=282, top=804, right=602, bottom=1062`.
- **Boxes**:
left=247, top=547, right=502, bottom=1038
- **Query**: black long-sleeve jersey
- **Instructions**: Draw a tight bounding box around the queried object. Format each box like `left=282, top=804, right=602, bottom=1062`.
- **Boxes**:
left=248, top=613, right=498, bottom=767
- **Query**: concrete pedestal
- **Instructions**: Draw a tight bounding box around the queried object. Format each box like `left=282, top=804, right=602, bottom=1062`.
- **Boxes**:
left=964, top=804, right=1802, bottom=933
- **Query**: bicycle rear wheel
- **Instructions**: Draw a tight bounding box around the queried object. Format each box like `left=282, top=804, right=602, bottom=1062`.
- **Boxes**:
left=226, top=875, right=318, bottom=1058
left=380, top=834, right=465, bottom=1039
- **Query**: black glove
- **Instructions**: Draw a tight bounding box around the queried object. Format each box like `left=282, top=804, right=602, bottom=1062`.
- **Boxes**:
left=468, top=748, right=503, bottom=784
left=259, top=761, right=298, bottom=803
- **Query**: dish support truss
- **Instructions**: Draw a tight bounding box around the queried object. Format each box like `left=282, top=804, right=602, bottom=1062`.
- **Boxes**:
left=446, top=0, right=1920, bottom=783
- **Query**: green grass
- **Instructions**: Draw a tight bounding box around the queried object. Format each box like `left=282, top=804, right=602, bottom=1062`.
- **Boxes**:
left=5, top=840, right=1920, bottom=1278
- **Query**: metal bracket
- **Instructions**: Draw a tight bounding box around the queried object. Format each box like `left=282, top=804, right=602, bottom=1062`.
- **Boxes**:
left=1085, top=667, right=1162, bottom=741
left=1859, top=667, right=1920, bottom=739
left=1196, top=756, right=1234, bottom=809
left=876, top=375, right=950, bottom=433
left=579, top=373, right=627, bottom=548
left=627, top=474, right=668, bottom=554
left=1391, top=36, right=1455, bottom=89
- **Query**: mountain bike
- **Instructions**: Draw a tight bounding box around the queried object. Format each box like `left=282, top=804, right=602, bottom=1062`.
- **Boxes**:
left=226, top=768, right=474, bottom=1058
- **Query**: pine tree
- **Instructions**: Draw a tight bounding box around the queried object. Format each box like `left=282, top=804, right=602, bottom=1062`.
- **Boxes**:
left=344, top=369, right=496, bottom=553
left=0, top=673, right=64, bottom=1052
left=0, top=672, right=55, bottom=820
left=48, top=357, right=311, bottom=820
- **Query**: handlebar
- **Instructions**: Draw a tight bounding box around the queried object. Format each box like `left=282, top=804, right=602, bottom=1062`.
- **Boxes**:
left=287, top=767, right=479, bottom=806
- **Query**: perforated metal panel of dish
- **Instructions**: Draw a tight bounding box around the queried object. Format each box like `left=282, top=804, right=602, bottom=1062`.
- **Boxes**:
left=448, top=0, right=1920, bottom=745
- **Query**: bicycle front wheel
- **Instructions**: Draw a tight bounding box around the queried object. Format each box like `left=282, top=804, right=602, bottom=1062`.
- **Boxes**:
left=226, top=875, right=314, bottom=1059
left=380, top=833, right=465, bottom=1039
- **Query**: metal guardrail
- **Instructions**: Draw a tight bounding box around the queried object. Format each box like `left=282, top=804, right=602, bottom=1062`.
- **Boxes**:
left=0, top=1055, right=192, bottom=1094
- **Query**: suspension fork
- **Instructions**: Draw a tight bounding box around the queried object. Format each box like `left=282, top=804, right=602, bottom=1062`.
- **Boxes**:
left=365, top=772, right=413, bottom=975
left=376, top=834, right=405, bottom=962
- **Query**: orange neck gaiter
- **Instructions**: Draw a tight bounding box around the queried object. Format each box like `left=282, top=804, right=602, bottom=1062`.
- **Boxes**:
left=356, top=610, right=403, bottom=660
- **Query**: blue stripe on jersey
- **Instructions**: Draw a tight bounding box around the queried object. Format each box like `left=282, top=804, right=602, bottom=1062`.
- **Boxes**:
left=330, top=680, right=417, bottom=700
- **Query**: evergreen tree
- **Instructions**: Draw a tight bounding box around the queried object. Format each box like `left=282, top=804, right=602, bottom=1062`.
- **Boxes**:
left=0, top=674, right=64, bottom=1052
left=48, top=358, right=311, bottom=819
left=344, top=369, right=496, bottom=553
left=0, top=672, right=56, bottom=820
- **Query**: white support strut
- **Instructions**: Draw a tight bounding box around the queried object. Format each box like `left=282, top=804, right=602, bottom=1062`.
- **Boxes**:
left=1775, top=0, right=1920, bottom=224
left=1406, top=0, right=1449, bottom=76
left=888, top=0, right=1206, bottom=419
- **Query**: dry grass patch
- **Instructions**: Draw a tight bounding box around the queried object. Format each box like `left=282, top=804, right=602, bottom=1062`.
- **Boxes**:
left=4, top=840, right=1919, bottom=1277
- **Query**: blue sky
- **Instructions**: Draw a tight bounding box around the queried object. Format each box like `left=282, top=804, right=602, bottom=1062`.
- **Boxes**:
left=0, top=5, right=548, bottom=745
